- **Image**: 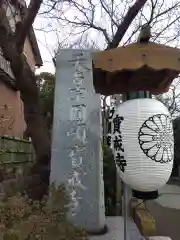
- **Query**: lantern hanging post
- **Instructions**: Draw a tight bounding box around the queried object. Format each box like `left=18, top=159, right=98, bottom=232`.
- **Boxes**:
left=123, top=24, right=153, bottom=240
left=122, top=61, right=149, bottom=240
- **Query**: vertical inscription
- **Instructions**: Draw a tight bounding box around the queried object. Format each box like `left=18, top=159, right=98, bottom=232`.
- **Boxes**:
left=67, top=55, right=87, bottom=215
left=112, top=114, right=127, bottom=172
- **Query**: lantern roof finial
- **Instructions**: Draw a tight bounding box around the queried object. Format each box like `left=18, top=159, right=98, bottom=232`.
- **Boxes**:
left=137, top=23, right=151, bottom=43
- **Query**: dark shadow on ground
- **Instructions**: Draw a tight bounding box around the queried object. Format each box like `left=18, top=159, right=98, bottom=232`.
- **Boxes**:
left=146, top=199, right=180, bottom=240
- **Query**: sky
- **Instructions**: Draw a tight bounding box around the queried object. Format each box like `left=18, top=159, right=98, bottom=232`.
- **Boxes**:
left=33, top=0, right=142, bottom=74
left=33, top=0, right=180, bottom=76
left=34, top=19, right=56, bottom=74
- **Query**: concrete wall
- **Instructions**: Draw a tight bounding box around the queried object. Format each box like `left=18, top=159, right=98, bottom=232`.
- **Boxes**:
left=0, top=82, right=26, bottom=137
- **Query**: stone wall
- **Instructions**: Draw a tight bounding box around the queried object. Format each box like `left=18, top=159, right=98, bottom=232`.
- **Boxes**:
left=0, top=136, right=35, bottom=198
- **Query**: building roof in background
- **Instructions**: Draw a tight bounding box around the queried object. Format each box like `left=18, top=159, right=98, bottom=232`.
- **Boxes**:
left=28, top=27, right=43, bottom=67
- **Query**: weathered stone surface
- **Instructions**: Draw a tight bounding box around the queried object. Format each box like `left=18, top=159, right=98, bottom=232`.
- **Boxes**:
left=51, top=49, right=105, bottom=232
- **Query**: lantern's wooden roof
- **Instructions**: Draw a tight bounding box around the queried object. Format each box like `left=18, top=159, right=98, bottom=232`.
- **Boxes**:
left=93, top=42, right=180, bottom=72
left=92, top=42, right=180, bottom=95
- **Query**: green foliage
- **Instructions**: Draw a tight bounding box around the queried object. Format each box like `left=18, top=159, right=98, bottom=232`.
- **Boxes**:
left=0, top=184, right=88, bottom=239
left=103, top=144, right=116, bottom=216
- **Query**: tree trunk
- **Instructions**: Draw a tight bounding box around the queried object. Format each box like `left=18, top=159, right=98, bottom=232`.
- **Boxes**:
left=0, top=10, right=51, bottom=199
left=12, top=55, right=51, bottom=200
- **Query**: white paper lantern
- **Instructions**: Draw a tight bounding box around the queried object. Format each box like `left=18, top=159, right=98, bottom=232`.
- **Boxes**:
left=112, top=98, right=174, bottom=194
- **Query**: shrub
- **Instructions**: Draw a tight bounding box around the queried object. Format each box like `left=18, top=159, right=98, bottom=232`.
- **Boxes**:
left=0, top=183, right=88, bottom=240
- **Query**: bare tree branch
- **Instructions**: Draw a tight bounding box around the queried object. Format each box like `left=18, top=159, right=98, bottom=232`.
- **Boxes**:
left=40, top=0, right=58, bottom=15
left=99, top=0, right=118, bottom=29
left=153, top=15, right=180, bottom=42
left=153, top=1, right=180, bottom=22
left=156, top=78, right=180, bottom=118
left=16, top=0, right=43, bottom=53
left=148, top=0, right=158, bottom=24
left=106, top=0, right=148, bottom=49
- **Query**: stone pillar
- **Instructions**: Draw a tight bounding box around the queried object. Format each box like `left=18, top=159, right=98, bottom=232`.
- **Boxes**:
left=50, top=49, right=105, bottom=232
